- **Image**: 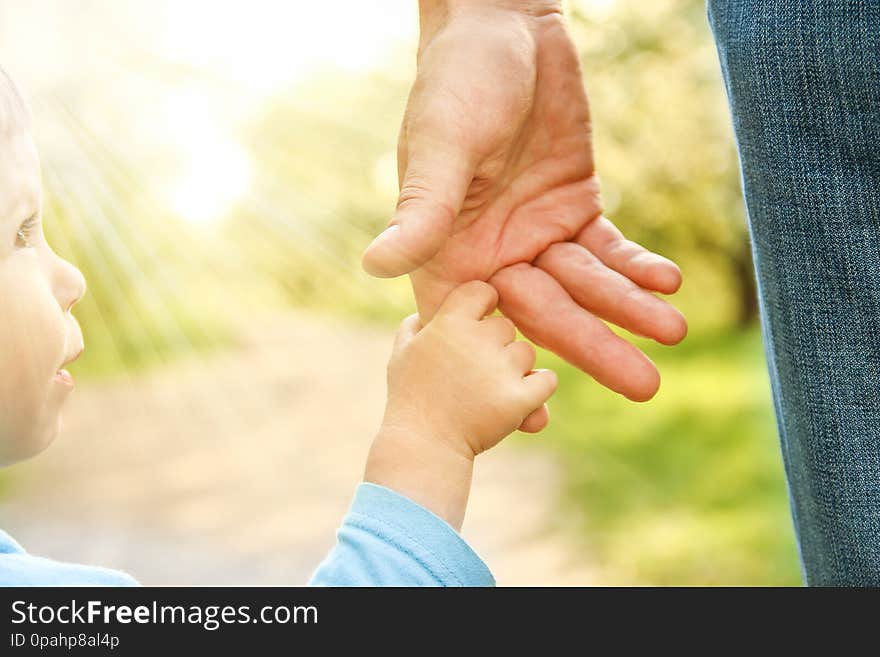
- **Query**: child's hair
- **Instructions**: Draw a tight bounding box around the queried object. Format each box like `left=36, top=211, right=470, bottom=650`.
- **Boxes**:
left=0, top=67, right=30, bottom=137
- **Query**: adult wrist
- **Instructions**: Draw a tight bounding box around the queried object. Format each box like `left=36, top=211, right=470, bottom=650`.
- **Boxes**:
left=418, top=0, right=562, bottom=48
left=419, top=0, right=561, bottom=18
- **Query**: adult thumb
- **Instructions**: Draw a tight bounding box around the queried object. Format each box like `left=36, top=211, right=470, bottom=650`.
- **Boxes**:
left=362, top=146, right=473, bottom=278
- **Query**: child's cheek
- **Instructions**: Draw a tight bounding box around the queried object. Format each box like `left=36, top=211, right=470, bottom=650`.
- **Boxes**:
left=0, top=256, right=67, bottom=459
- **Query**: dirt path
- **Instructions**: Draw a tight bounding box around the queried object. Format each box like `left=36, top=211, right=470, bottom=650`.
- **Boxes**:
left=0, top=312, right=595, bottom=585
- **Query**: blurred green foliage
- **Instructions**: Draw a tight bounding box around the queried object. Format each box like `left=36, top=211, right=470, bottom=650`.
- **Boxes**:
left=551, top=0, right=797, bottom=584
left=534, top=328, right=800, bottom=585
left=573, top=0, right=759, bottom=328
left=230, top=71, right=416, bottom=323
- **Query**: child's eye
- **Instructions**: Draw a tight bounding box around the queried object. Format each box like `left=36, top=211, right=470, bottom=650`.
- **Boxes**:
left=15, top=215, right=38, bottom=248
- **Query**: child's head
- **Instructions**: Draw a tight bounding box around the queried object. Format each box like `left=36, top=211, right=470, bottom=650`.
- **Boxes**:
left=0, top=68, right=86, bottom=466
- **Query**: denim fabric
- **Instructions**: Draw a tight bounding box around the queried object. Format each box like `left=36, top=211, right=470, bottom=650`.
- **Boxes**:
left=708, top=0, right=880, bottom=585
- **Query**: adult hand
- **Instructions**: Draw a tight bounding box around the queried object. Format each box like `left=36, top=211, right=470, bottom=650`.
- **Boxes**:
left=363, top=0, right=686, bottom=411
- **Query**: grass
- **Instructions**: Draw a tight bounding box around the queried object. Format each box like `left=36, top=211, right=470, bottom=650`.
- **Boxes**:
left=529, top=326, right=802, bottom=585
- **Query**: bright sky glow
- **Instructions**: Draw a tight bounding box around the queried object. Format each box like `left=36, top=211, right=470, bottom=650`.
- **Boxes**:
left=573, top=0, right=620, bottom=20
left=162, top=92, right=253, bottom=224
left=160, top=1, right=418, bottom=97
left=0, top=0, right=418, bottom=224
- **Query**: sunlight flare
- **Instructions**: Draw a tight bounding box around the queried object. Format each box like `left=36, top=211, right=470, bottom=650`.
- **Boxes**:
left=162, top=91, right=253, bottom=224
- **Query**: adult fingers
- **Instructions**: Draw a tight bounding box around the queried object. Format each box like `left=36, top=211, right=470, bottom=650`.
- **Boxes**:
left=535, top=242, right=687, bottom=345
left=491, top=263, right=661, bottom=402
left=410, top=269, right=460, bottom=324
left=576, top=216, right=683, bottom=295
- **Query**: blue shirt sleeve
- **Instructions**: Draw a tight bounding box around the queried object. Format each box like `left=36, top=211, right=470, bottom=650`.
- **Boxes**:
left=0, top=530, right=138, bottom=587
left=1, top=484, right=493, bottom=587
left=309, top=483, right=495, bottom=587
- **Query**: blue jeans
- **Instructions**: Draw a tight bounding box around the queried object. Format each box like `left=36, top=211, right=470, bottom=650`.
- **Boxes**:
left=708, top=1, right=880, bottom=585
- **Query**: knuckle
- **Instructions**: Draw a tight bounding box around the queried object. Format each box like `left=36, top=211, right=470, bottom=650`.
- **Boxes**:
left=486, top=315, right=513, bottom=333
left=394, top=185, right=430, bottom=210
left=396, top=180, right=430, bottom=207
left=429, top=313, right=456, bottom=333
left=399, top=313, right=419, bottom=330
left=428, top=313, right=467, bottom=341
left=397, top=178, right=458, bottom=225
left=511, top=340, right=535, bottom=363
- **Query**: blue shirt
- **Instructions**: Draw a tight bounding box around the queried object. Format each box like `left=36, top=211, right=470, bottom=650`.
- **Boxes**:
left=0, top=483, right=494, bottom=587
left=0, top=531, right=138, bottom=586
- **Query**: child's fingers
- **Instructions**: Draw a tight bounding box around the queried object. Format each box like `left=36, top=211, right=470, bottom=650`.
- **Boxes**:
left=394, top=313, right=422, bottom=349
left=518, top=404, right=550, bottom=433
left=482, top=316, right=517, bottom=345
left=436, top=280, right=498, bottom=320
left=521, top=368, right=558, bottom=408
left=507, top=340, right=536, bottom=374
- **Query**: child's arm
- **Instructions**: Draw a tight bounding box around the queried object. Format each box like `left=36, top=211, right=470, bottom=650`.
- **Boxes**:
left=366, top=281, right=557, bottom=530
left=310, top=281, right=557, bottom=586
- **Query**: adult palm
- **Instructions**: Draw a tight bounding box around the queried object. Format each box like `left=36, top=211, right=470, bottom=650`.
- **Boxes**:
left=363, top=8, right=686, bottom=415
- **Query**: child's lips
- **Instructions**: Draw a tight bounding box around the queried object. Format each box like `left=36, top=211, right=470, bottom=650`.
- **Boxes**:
left=55, top=369, right=74, bottom=387
left=55, top=347, right=83, bottom=388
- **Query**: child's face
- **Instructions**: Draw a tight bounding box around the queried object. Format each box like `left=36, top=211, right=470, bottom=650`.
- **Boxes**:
left=0, top=104, right=86, bottom=466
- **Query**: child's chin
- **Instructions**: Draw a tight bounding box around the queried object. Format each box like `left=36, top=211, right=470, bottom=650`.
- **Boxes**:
left=0, top=411, right=62, bottom=467
left=36, top=410, right=64, bottom=454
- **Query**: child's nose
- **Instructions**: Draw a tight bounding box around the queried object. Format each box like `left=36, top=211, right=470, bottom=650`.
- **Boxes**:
left=53, top=256, right=86, bottom=312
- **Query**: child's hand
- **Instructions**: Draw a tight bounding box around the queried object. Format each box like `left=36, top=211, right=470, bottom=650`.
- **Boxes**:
left=386, top=280, right=557, bottom=458
left=365, top=281, right=557, bottom=529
